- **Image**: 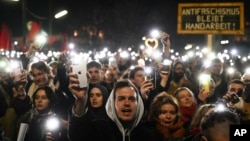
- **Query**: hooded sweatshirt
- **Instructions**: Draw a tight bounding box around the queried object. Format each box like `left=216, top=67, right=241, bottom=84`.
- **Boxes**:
left=105, top=80, right=145, bottom=141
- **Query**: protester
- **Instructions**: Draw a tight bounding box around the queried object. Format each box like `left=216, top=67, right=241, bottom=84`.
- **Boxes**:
left=223, top=80, right=250, bottom=124
left=102, top=67, right=117, bottom=93
left=167, top=61, right=197, bottom=96
left=210, top=58, right=228, bottom=100
left=128, top=66, right=154, bottom=101
left=183, top=104, right=216, bottom=141
left=86, top=84, right=109, bottom=120
left=147, top=92, right=186, bottom=140
left=86, top=60, right=112, bottom=94
left=26, top=61, right=72, bottom=121
left=200, top=110, right=240, bottom=141
left=15, top=86, right=68, bottom=141
left=0, top=57, right=32, bottom=140
left=173, top=87, right=198, bottom=131
left=68, top=78, right=160, bottom=141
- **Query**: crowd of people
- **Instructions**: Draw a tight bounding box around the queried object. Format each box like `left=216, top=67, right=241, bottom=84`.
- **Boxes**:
left=0, top=32, right=249, bottom=141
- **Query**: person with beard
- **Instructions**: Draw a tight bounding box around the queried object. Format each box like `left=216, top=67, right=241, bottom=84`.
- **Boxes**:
left=166, top=61, right=197, bottom=96
left=210, top=58, right=228, bottom=100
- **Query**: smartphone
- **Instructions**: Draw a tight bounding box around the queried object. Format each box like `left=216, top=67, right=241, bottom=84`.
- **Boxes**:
left=71, top=56, right=88, bottom=88
left=161, top=59, right=172, bottom=75
left=144, top=66, right=156, bottom=87
left=161, top=65, right=171, bottom=75
left=12, top=61, right=23, bottom=77
left=230, top=94, right=240, bottom=104
left=199, top=73, right=211, bottom=93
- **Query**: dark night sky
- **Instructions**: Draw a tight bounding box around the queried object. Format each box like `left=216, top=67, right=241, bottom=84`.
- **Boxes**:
left=0, top=0, right=249, bottom=52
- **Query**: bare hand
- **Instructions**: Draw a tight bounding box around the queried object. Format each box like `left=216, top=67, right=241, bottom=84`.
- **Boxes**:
left=161, top=32, right=170, bottom=46
left=140, top=80, right=154, bottom=100
left=45, top=132, right=55, bottom=141
left=68, top=73, right=88, bottom=100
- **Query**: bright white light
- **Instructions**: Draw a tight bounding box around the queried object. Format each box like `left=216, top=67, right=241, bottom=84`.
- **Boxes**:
left=242, top=57, right=247, bottom=62
left=201, top=47, right=208, bottom=53
left=130, top=65, right=135, bottom=70
left=9, top=60, right=22, bottom=70
left=181, top=55, right=187, bottom=61
left=245, top=68, right=250, bottom=74
left=14, top=41, right=18, bottom=45
left=103, top=47, right=108, bottom=52
left=46, top=117, right=60, bottom=131
left=140, top=45, right=145, bottom=50
left=184, top=44, right=192, bottom=50
left=203, top=59, right=211, bottom=68
left=145, top=48, right=152, bottom=56
left=187, top=51, right=194, bottom=57
left=220, top=40, right=229, bottom=45
left=215, top=103, right=227, bottom=112
left=227, top=67, right=235, bottom=74
left=55, top=10, right=68, bottom=19
left=150, top=29, right=160, bottom=38
left=199, top=73, right=211, bottom=83
left=144, top=67, right=152, bottom=74
left=170, top=55, right=176, bottom=60
left=142, top=36, right=146, bottom=40
left=0, top=60, right=8, bottom=68
left=120, top=51, right=129, bottom=58
left=162, top=59, right=172, bottom=65
left=151, top=50, right=162, bottom=60
left=231, top=49, right=237, bottom=56
left=128, top=47, right=132, bottom=51
left=68, top=43, right=75, bottom=49
left=35, top=32, right=47, bottom=46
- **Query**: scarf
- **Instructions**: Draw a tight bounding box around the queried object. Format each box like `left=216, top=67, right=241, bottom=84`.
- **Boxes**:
left=27, top=79, right=56, bottom=100
left=179, top=102, right=197, bottom=123
left=156, top=119, right=185, bottom=138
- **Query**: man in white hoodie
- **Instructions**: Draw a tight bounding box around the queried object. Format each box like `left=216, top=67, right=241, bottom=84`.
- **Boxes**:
left=68, top=76, right=160, bottom=141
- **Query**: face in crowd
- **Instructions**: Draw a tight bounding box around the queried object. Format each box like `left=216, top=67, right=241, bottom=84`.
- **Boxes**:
left=89, top=87, right=104, bottom=108
left=30, top=61, right=51, bottom=87
left=33, top=87, right=55, bottom=113
left=175, top=87, right=196, bottom=108
left=34, top=89, right=50, bottom=111
left=114, top=86, right=137, bottom=121
left=149, top=93, right=179, bottom=127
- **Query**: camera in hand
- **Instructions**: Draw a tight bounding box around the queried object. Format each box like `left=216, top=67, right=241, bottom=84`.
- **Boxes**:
left=144, top=66, right=156, bottom=88
left=161, top=65, right=170, bottom=75
left=229, top=93, right=240, bottom=104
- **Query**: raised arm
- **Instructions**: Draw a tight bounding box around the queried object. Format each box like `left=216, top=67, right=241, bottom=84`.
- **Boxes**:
left=161, top=32, right=171, bottom=58
left=68, top=73, right=88, bottom=116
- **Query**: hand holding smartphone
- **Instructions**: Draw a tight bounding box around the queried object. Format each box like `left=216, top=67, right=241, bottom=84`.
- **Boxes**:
left=71, top=55, right=88, bottom=88
left=12, top=60, right=24, bottom=84
left=161, top=59, right=172, bottom=75
left=144, top=66, right=156, bottom=88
